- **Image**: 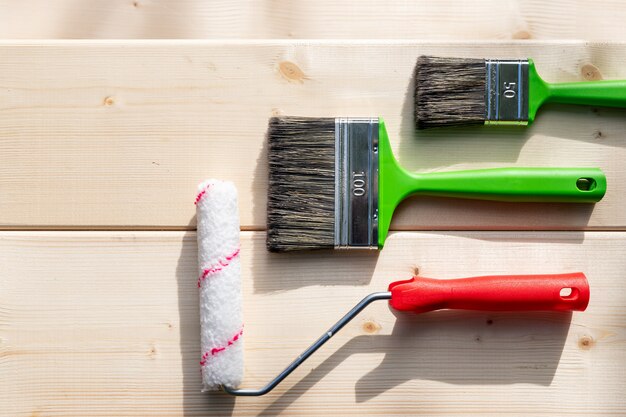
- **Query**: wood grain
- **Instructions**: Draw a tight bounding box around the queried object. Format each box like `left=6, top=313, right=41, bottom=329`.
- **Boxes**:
left=0, top=5, right=624, bottom=417
left=1, top=41, right=625, bottom=230
left=0, top=0, right=625, bottom=40
left=1, top=231, right=624, bottom=416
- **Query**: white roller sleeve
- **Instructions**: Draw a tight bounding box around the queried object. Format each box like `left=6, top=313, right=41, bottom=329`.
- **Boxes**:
left=195, top=179, right=244, bottom=391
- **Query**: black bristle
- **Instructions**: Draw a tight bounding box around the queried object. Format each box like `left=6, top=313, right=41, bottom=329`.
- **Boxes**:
left=414, top=56, right=486, bottom=129
left=266, top=116, right=336, bottom=252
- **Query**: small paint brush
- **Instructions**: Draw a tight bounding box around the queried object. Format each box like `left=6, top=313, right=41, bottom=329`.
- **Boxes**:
left=266, top=117, right=606, bottom=251
left=414, top=55, right=626, bottom=129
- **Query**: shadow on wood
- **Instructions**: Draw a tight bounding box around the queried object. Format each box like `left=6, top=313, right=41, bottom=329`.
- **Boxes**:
left=355, top=310, right=571, bottom=402
left=391, top=198, right=597, bottom=231
left=424, top=230, right=586, bottom=245
left=258, top=310, right=571, bottom=414
left=176, top=227, right=237, bottom=416
left=534, top=104, right=626, bottom=149
left=251, top=110, right=270, bottom=230
left=250, top=233, right=380, bottom=293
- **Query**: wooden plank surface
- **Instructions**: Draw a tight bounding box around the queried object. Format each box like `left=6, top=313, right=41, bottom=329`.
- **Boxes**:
left=1, top=231, right=624, bottom=416
left=1, top=41, right=626, bottom=230
left=1, top=0, right=626, bottom=40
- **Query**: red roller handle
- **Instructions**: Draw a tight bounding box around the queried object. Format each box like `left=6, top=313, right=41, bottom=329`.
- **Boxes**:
left=388, top=273, right=589, bottom=313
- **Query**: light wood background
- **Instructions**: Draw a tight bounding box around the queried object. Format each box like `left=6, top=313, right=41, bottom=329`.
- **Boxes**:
left=1, top=0, right=626, bottom=40
left=1, top=231, right=625, bottom=417
left=0, top=2, right=625, bottom=415
left=1, top=41, right=626, bottom=230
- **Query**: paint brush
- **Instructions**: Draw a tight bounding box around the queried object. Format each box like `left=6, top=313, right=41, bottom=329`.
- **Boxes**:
left=266, top=117, right=606, bottom=251
left=414, top=55, right=626, bottom=129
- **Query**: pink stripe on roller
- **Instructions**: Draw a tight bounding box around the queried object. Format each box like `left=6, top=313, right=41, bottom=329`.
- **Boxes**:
left=197, top=246, right=241, bottom=288
left=200, top=327, right=244, bottom=366
left=194, top=184, right=212, bottom=205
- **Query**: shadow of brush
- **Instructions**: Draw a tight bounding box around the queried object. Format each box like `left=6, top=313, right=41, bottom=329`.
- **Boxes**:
left=390, top=196, right=597, bottom=230
left=250, top=232, right=380, bottom=293
left=535, top=103, right=626, bottom=149
left=259, top=309, right=571, bottom=414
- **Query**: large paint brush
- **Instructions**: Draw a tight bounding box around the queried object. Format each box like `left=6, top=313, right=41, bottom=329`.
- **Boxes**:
left=266, top=117, right=606, bottom=251
left=414, top=55, right=626, bottom=129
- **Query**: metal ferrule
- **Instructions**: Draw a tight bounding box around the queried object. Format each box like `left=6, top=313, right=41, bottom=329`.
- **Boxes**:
left=334, top=117, right=379, bottom=249
left=485, top=59, right=530, bottom=125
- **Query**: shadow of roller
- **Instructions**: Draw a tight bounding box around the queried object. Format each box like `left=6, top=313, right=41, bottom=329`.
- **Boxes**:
left=258, top=309, right=572, bottom=415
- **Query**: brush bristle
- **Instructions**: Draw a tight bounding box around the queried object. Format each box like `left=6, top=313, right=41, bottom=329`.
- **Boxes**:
left=414, top=56, right=486, bottom=129
left=267, top=116, right=336, bottom=252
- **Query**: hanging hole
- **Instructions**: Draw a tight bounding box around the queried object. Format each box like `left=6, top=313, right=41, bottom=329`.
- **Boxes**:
left=559, top=288, right=572, bottom=297
left=576, top=178, right=596, bottom=191
left=560, top=287, right=579, bottom=300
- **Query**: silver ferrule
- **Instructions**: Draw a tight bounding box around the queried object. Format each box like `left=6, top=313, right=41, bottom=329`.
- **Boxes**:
left=485, top=59, right=529, bottom=125
left=334, top=117, right=379, bottom=249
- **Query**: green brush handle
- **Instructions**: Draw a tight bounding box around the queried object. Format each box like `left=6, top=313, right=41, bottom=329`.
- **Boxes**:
left=378, top=166, right=606, bottom=248
left=410, top=167, right=606, bottom=202
left=528, top=60, right=626, bottom=122
left=546, top=80, right=626, bottom=108
left=377, top=119, right=607, bottom=248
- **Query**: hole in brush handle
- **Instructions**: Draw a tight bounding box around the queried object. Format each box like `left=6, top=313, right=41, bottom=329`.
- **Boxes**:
left=576, top=177, right=597, bottom=191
